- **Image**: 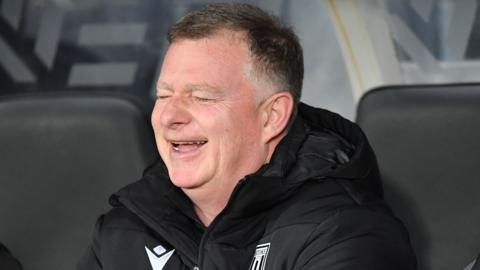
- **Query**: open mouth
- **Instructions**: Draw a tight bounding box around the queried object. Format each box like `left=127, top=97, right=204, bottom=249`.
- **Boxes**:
left=170, top=140, right=208, bottom=152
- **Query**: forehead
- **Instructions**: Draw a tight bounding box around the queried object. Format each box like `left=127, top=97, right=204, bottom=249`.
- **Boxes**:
left=158, top=32, right=253, bottom=91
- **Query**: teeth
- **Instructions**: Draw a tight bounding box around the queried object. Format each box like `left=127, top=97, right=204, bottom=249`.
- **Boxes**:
left=176, top=141, right=206, bottom=145
left=171, top=141, right=207, bottom=149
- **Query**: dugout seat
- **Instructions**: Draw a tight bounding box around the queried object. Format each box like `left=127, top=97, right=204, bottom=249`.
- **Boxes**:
left=0, top=92, right=158, bottom=270
left=356, top=84, right=480, bottom=270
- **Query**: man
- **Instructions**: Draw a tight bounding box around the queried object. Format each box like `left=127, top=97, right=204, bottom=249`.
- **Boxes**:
left=78, top=3, right=416, bottom=269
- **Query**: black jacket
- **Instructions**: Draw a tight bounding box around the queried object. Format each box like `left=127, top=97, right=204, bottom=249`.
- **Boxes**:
left=0, top=243, right=22, bottom=270
left=78, top=103, right=417, bottom=270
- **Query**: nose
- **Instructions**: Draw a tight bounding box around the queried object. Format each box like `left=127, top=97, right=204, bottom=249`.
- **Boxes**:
left=152, top=96, right=192, bottom=130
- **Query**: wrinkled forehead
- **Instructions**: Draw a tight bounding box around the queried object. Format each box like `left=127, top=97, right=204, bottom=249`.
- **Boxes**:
left=164, top=29, right=252, bottom=69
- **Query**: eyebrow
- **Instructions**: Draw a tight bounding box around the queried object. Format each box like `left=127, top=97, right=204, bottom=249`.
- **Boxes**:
left=188, top=83, right=221, bottom=94
left=156, top=81, right=221, bottom=94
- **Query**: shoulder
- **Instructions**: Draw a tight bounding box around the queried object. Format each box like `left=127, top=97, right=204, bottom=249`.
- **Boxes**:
left=271, top=179, right=410, bottom=240
left=295, top=206, right=417, bottom=269
left=269, top=179, right=391, bottom=227
left=96, top=206, right=148, bottom=232
left=91, top=206, right=158, bottom=251
left=87, top=206, right=174, bottom=269
left=92, top=206, right=158, bottom=250
left=264, top=180, right=417, bottom=269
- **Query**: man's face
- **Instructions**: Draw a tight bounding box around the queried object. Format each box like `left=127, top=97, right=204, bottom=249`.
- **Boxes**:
left=152, top=33, right=269, bottom=193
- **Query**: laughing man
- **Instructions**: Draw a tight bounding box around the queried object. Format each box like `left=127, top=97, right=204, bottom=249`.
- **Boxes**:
left=78, top=3, right=416, bottom=270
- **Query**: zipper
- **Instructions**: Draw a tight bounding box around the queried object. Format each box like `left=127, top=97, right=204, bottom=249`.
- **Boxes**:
left=196, top=177, right=248, bottom=268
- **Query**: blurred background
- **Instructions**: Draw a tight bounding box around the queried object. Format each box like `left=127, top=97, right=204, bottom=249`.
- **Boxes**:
left=3, top=0, right=479, bottom=120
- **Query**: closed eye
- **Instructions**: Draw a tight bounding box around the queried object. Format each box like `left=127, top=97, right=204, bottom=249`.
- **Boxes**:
left=193, top=96, right=215, bottom=102
left=156, top=95, right=171, bottom=100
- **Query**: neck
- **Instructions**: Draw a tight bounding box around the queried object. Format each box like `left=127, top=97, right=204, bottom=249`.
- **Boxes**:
left=184, top=185, right=235, bottom=226
left=193, top=202, right=222, bottom=227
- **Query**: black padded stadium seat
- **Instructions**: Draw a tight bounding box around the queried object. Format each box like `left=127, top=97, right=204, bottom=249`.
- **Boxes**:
left=0, top=92, right=158, bottom=270
left=356, top=84, right=480, bottom=270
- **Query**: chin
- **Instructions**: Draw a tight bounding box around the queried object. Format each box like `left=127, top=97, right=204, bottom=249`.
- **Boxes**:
left=169, top=171, right=203, bottom=189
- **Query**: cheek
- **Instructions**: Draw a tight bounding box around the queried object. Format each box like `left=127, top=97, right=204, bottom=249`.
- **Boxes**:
left=150, top=102, right=162, bottom=129
left=223, top=113, right=262, bottom=147
left=150, top=103, right=169, bottom=154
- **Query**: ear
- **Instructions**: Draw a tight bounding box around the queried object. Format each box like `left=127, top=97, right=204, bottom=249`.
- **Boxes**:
left=260, top=92, right=294, bottom=144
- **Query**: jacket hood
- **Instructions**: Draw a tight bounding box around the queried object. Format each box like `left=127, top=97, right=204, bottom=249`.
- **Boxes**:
left=259, top=102, right=382, bottom=195
left=110, top=102, right=381, bottom=248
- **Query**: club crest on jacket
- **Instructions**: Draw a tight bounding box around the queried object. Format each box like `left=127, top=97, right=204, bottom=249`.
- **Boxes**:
left=249, top=243, right=270, bottom=270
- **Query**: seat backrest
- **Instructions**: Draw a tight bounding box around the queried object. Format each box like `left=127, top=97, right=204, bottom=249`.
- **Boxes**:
left=0, top=92, right=158, bottom=270
left=356, top=84, right=480, bottom=270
